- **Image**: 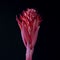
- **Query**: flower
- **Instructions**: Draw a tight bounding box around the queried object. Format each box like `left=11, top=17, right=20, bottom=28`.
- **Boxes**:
left=16, top=8, right=42, bottom=49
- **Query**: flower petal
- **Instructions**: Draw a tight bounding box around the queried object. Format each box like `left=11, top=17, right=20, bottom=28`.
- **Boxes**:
left=16, top=15, right=22, bottom=29
left=32, top=26, right=40, bottom=48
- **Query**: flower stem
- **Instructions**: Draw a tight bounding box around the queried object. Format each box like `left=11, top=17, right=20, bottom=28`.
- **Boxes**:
left=26, top=43, right=34, bottom=60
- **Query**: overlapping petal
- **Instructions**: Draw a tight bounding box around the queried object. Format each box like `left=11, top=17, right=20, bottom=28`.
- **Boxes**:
left=16, top=8, right=42, bottom=48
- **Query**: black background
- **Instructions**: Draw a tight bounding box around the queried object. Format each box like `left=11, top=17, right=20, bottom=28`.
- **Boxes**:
left=0, top=0, right=49, bottom=60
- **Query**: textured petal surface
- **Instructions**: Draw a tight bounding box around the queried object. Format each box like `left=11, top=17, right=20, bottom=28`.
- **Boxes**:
left=16, top=8, right=42, bottom=48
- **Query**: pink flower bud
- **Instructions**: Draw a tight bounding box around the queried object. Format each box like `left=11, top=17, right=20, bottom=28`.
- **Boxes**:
left=16, top=8, right=42, bottom=60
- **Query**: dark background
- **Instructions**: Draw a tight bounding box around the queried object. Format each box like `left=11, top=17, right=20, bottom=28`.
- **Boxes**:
left=0, top=0, right=49, bottom=60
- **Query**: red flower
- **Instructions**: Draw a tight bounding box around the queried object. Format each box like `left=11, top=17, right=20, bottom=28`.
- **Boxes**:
left=16, top=8, right=42, bottom=49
